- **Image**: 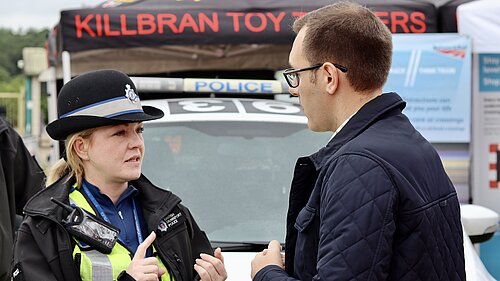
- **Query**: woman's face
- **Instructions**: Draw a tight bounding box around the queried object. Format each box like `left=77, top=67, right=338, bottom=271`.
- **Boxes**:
left=79, top=122, right=145, bottom=185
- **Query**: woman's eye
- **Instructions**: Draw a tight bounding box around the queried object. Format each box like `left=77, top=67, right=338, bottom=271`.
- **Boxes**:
left=113, top=131, right=125, bottom=136
left=137, top=127, right=144, bottom=134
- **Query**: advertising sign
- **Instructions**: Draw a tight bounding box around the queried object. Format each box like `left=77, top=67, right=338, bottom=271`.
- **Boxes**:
left=58, top=0, right=438, bottom=52
left=384, top=34, right=471, bottom=143
left=470, top=53, right=500, bottom=215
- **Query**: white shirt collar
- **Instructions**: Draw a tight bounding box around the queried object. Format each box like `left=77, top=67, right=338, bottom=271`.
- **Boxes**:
left=329, top=112, right=357, bottom=141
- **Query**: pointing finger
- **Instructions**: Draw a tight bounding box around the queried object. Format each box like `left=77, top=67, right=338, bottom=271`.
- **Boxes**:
left=133, top=231, right=156, bottom=260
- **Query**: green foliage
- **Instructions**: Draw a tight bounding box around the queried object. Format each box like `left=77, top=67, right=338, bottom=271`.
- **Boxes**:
left=0, top=75, right=24, bottom=126
left=0, top=75, right=24, bottom=92
left=0, top=28, right=48, bottom=78
left=0, top=67, right=9, bottom=82
left=0, top=28, right=48, bottom=128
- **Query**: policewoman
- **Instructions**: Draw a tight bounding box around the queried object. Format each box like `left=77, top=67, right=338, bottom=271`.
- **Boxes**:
left=12, top=69, right=227, bottom=281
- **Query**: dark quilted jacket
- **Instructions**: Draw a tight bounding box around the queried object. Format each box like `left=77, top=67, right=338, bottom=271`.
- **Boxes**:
left=254, top=93, right=465, bottom=281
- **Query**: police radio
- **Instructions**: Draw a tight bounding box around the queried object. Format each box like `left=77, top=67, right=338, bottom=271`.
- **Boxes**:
left=51, top=197, right=120, bottom=254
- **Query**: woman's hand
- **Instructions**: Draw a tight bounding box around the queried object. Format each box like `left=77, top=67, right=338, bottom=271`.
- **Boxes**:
left=127, top=232, right=166, bottom=281
left=194, top=247, right=227, bottom=281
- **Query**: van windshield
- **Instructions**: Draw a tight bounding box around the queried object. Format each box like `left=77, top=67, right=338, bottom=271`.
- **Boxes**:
left=142, top=121, right=330, bottom=244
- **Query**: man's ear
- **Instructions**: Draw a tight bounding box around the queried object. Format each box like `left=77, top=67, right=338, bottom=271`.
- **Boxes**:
left=322, top=63, right=339, bottom=95
left=73, top=137, right=89, bottom=160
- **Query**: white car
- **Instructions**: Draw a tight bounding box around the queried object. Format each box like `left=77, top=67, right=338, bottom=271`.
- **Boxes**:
left=141, top=97, right=497, bottom=281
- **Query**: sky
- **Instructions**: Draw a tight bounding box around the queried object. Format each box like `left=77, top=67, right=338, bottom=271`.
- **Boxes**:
left=0, top=0, right=104, bottom=31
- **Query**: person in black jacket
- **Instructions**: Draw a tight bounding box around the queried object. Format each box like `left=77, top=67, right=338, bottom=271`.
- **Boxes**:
left=251, top=2, right=466, bottom=281
left=12, top=69, right=227, bottom=281
left=0, top=115, right=45, bottom=281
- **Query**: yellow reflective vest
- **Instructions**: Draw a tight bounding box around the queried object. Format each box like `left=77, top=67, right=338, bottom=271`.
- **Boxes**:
left=69, top=188, right=173, bottom=281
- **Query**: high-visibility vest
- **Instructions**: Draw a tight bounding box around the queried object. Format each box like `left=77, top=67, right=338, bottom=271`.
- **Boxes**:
left=69, top=188, right=173, bottom=281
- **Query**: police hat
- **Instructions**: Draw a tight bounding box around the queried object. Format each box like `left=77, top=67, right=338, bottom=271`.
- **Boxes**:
left=46, top=69, right=164, bottom=140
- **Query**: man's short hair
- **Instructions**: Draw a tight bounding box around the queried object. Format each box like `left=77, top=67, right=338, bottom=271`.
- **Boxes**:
left=293, top=2, right=393, bottom=92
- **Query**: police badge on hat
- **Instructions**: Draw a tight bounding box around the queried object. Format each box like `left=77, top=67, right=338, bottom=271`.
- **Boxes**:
left=125, top=84, right=139, bottom=103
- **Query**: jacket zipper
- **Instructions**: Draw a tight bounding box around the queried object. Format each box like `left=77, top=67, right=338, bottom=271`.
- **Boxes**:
left=74, top=253, right=81, bottom=270
left=151, top=216, right=184, bottom=281
left=144, top=195, right=184, bottom=280
left=164, top=250, right=183, bottom=281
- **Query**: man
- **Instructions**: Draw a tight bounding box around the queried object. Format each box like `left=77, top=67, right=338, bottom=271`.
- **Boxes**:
left=251, top=2, right=465, bottom=281
left=0, top=115, right=45, bottom=281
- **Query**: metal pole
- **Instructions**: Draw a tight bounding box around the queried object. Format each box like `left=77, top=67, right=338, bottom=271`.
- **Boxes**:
left=46, top=67, right=60, bottom=164
left=62, top=51, right=71, bottom=84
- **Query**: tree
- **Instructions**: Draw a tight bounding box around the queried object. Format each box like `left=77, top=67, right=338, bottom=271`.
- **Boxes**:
left=0, top=28, right=48, bottom=127
left=0, top=28, right=48, bottom=79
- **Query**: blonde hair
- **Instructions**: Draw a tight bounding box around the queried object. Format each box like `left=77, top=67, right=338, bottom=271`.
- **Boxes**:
left=46, top=127, right=97, bottom=187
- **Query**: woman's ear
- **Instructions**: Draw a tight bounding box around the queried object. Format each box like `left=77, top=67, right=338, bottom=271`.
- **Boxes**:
left=73, top=137, right=89, bottom=161
left=322, top=63, right=339, bottom=95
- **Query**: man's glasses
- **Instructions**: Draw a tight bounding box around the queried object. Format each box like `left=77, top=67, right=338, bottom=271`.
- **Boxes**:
left=283, top=63, right=348, bottom=88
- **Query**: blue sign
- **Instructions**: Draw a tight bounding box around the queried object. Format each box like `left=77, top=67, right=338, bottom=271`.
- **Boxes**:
left=479, top=54, right=500, bottom=92
left=384, top=34, right=471, bottom=143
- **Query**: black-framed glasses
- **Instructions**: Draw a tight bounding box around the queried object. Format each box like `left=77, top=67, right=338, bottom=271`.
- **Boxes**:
left=283, top=63, right=348, bottom=88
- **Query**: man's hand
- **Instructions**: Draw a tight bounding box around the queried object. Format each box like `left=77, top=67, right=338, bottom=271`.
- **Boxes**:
left=251, top=240, right=284, bottom=279
left=194, top=247, right=227, bottom=281
left=127, top=231, right=166, bottom=281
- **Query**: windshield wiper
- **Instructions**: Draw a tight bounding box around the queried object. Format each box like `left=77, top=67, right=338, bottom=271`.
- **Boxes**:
left=211, top=240, right=285, bottom=252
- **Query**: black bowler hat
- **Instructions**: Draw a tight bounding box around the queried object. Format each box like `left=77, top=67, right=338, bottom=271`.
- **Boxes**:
left=46, top=69, right=164, bottom=140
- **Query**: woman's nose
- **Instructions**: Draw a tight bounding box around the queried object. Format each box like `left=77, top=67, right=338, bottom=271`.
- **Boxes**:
left=129, top=132, right=144, bottom=148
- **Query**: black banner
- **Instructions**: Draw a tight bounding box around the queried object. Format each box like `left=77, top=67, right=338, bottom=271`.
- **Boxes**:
left=59, top=0, right=438, bottom=52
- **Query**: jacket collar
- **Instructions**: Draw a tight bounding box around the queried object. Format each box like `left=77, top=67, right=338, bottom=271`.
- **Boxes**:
left=24, top=173, right=179, bottom=220
left=310, top=92, right=406, bottom=170
left=134, top=175, right=181, bottom=214
left=23, top=174, right=74, bottom=219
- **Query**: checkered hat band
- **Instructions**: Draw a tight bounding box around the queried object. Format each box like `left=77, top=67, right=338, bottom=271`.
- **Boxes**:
left=61, top=96, right=144, bottom=118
